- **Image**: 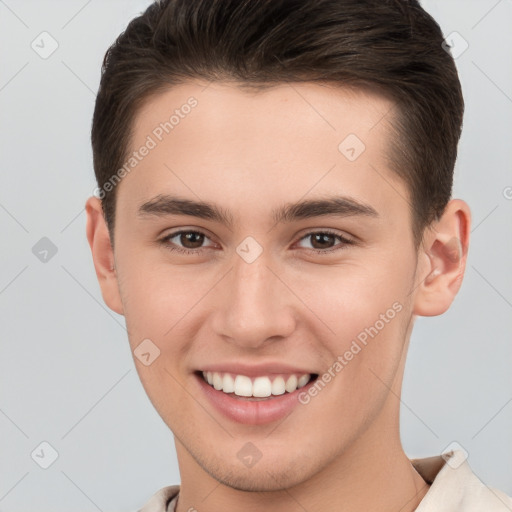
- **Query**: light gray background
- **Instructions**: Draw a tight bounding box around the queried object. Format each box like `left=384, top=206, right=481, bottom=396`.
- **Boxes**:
left=1, top=0, right=511, bottom=511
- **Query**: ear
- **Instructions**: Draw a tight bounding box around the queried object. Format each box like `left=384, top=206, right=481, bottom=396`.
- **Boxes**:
left=413, top=199, right=471, bottom=316
left=85, top=196, right=124, bottom=315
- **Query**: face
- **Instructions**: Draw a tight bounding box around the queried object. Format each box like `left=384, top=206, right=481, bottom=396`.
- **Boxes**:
left=98, top=82, right=425, bottom=490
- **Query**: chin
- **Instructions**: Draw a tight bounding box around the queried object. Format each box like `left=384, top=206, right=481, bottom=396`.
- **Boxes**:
left=202, top=457, right=311, bottom=492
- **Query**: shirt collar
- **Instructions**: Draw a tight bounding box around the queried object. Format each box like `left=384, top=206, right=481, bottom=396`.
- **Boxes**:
left=411, top=449, right=512, bottom=511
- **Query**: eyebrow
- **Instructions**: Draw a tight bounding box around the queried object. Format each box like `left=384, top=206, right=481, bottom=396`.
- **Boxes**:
left=137, top=194, right=379, bottom=228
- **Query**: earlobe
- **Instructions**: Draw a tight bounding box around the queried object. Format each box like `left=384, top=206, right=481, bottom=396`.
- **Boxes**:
left=413, top=199, right=471, bottom=317
left=85, top=196, right=124, bottom=315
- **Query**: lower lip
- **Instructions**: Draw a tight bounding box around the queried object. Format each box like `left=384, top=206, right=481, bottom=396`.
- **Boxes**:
left=195, top=373, right=317, bottom=425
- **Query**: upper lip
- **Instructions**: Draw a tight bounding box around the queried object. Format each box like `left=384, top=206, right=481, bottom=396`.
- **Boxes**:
left=197, top=361, right=318, bottom=377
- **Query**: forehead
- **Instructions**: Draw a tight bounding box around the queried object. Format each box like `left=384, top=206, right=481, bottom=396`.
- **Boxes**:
left=132, top=80, right=395, bottom=146
left=118, top=81, right=407, bottom=227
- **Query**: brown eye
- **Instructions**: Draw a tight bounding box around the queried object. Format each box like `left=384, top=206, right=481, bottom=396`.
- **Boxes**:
left=297, top=230, right=354, bottom=253
left=160, top=230, right=215, bottom=255
left=179, top=231, right=205, bottom=249
left=309, top=233, right=337, bottom=249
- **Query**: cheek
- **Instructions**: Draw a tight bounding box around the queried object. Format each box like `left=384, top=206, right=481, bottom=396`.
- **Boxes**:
left=116, top=255, right=204, bottom=339
left=293, top=254, right=412, bottom=382
left=117, top=262, right=198, bottom=419
left=298, top=254, right=410, bottom=330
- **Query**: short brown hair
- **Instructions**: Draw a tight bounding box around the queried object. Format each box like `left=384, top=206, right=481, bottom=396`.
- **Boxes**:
left=91, top=0, right=464, bottom=249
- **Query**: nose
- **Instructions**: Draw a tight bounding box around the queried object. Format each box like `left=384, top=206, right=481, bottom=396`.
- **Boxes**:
left=211, top=250, right=296, bottom=349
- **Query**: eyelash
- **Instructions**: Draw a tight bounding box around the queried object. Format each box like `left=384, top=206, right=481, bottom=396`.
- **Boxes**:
left=159, top=229, right=355, bottom=256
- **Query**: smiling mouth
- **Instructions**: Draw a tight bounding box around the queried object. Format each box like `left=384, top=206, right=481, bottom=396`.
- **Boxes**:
left=196, top=370, right=319, bottom=400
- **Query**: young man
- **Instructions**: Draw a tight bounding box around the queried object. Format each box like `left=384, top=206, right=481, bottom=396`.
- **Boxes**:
left=85, top=1, right=512, bottom=511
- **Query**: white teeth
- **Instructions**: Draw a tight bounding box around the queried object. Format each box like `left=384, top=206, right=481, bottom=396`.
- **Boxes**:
left=234, top=375, right=253, bottom=397
left=297, top=374, right=311, bottom=388
left=253, top=376, right=272, bottom=397
left=222, top=373, right=235, bottom=393
left=271, top=376, right=286, bottom=395
left=213, top=372, right=223, bottom=390
left=201, top=371, right=313, bottom=397
left=285, top=374, right=298, bottom=393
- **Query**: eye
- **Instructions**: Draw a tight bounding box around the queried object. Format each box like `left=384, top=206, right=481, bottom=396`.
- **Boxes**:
left=159, top=230, right=216, bottom=255
left=159, top=228, right=355, bottom=256
left=296, top=230, right=355, bottom=253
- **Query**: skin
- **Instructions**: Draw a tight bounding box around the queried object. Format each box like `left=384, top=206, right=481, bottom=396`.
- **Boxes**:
left=86, top=81, right=471, bottom=512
